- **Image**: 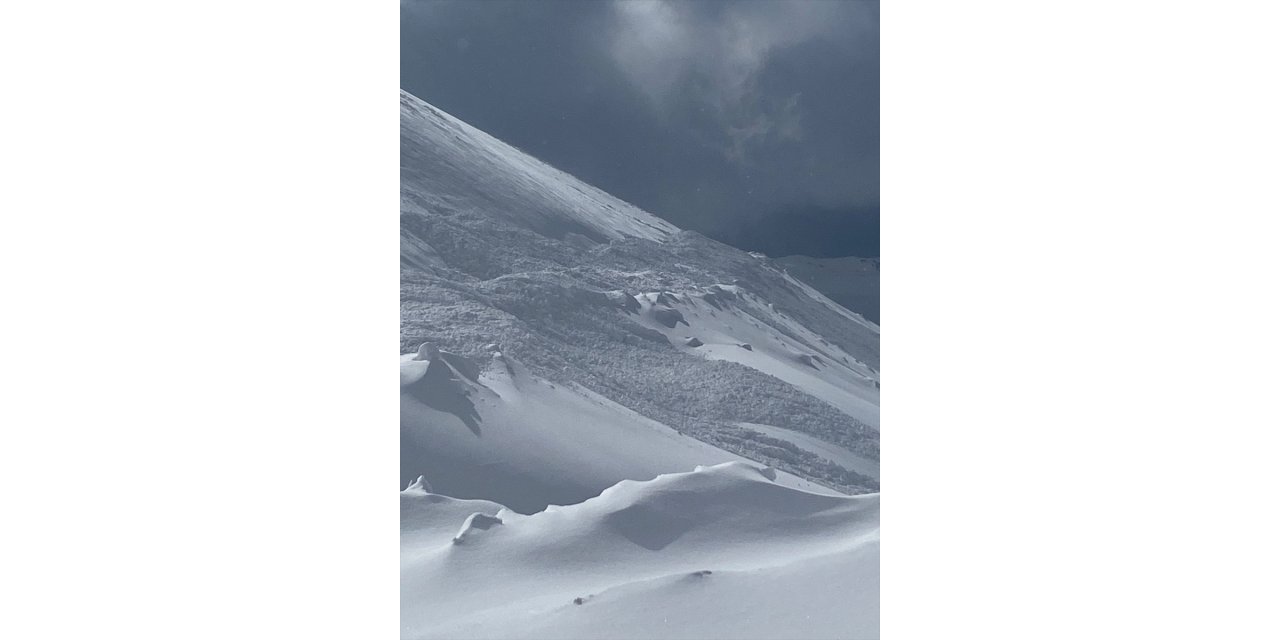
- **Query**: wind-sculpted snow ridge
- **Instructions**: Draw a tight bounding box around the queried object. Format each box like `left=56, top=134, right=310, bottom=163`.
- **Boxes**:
left=401, top=89, right=879, bottom=495
left=401, top=349, right=843, bottom=514
left=401, top=462, right=879, bottom=640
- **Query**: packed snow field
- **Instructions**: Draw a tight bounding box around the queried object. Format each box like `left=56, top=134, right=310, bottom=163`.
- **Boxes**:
left=401, top=462, right=879, bottom=640
left=401, top=90, right=879, bottom=638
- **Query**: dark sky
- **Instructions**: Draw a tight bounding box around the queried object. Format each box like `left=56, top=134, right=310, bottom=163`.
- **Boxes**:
left=401, top=0, right=878, bottom=258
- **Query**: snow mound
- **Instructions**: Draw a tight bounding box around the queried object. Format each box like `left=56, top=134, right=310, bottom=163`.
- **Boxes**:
left=404, top=475, right=432, bottom=494
left=400, top=350, right=483, bottom=436
left=400, top=486, right=506, bottom=554
left=401, top=352, right=838, bottom=514
left=402, top=462, right=879, bottom=639
left=452, top=512, right=504, bottom=545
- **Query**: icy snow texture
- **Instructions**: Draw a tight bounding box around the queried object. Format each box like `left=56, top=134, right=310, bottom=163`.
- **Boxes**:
left=401, top=93, right=678, bottom=244
left=401, top=91, right=879, bottom=495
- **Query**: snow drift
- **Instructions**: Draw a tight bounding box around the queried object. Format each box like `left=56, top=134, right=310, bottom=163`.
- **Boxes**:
left=401, top=462, right=879, bottom=640
left=401, top=349, right=836, bottom=514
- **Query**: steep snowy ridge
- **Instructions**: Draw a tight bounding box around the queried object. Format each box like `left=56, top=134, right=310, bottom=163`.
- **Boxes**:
left=401, top=92, right=678, bottom=244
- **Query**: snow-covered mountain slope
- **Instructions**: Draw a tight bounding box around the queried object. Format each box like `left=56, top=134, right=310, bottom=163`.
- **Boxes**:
left=401, top=89, right=879, bottom=638
left=401, top=92, right=878, bottom=495
left=402, top=92, right=678, bottom=244
left=776, top=255, right=880, bottom=323
left=628, top=285, right=880, bottom=427
left=401, top=462, right=879, bottom=640
left=401, top=348, right=837, bottom=514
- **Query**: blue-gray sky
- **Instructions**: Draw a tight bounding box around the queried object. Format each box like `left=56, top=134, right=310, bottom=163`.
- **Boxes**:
left=402, top=0, right=878, bottom=258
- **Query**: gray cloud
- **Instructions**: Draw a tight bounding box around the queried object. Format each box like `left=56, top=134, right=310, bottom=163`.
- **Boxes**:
left=608, top=0, right=866, bottom=163
left=401, top=0, right=878, bottom=257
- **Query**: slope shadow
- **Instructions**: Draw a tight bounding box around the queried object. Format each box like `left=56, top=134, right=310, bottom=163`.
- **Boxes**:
left=403, top=358, right=482, bottom=436
left=605, top=504, right=697, bottom=551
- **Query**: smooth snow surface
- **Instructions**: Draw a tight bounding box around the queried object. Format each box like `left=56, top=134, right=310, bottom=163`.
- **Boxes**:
left=401, top=351, right=837, bottom=514
left=402, top=462, right=879, bottom=640
left=400, top=90, right=879, bottom=638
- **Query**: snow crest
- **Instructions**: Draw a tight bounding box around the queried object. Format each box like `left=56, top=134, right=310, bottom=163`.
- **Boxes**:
left=402, top=462, right=879, bottom=639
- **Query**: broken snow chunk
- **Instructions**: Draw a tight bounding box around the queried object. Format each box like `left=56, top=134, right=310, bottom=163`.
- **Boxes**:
left=452, top=512, right=504, bottom=544
left=652, top=306, right=688, bottom=328
left=684, top=337, right=704, bottom=347
left=605, top=290, right=642, bottom=314
left=404, top=475, right=432, bottom=493
left=796, top=354, right=821, bottom=369
left=738, top=343, right=753, bottom=351
left=413, top=342, right=441, bottom=361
